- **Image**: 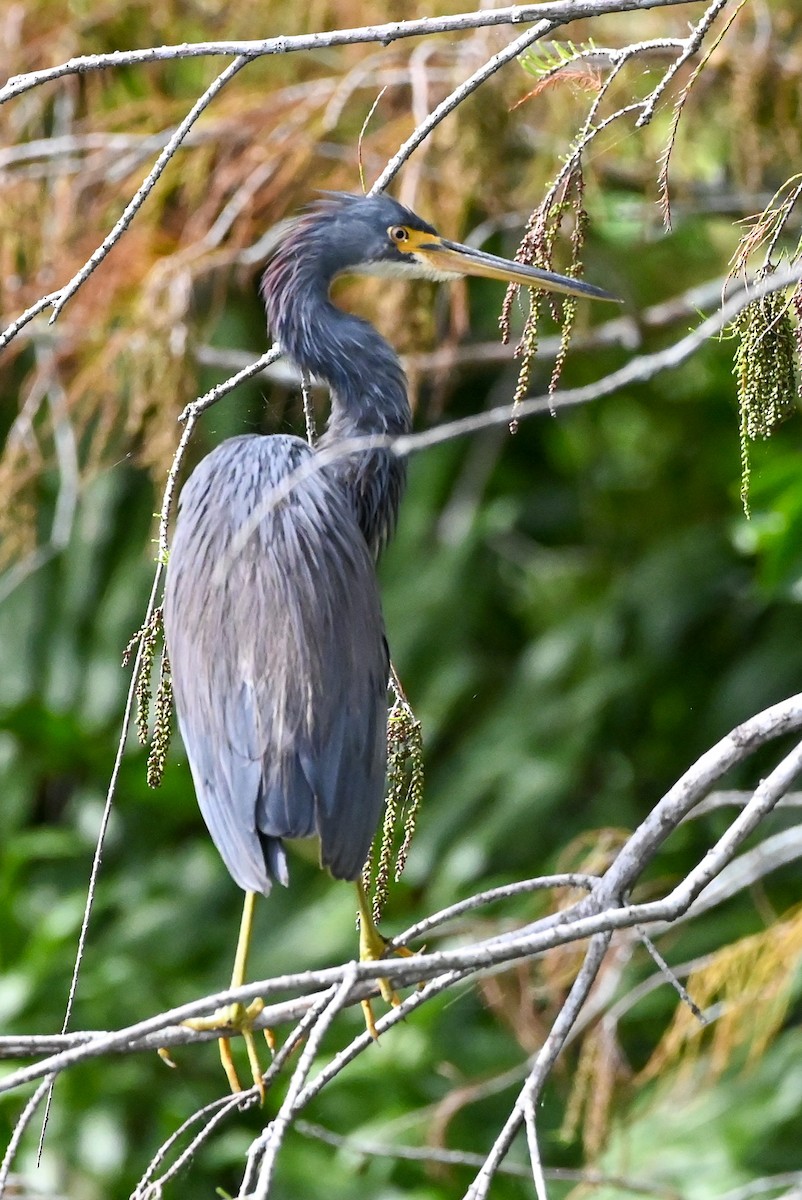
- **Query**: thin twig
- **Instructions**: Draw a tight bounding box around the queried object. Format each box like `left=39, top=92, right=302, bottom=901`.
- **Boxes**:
left=48, top=57, right=250, bottom=326
left=300, top=369, right=317, bottom=445
left=178, top=347, right=282, bottom=422
left=687, top=790, right=802, bottom=817
left=36, top=559, right=168, bottom=1154
left=0, top=63, right=249, bottom=354
left=0, top=293, right=58, bottom=354
left=133, top=989, right=343, bottom=1199
left=294, top=966, right=472, bottom=1112
left=245, top=967, right=359, bottom=1198
left=389, top=873, right=597, bottom=947
left=0, top=1081, right=51, bottom=1197
left=295, top=1122, right=683, bottom=1198
left=716, top=1172, right=802, bottom=1200
left=524, top=1098, right=549, bottom=1200
left=764, top=177, right=802, bottom=268
left=131, top=1093, right=247, bottom=1200
left=465, top=933, right=612, bottom=1199
left=593, top=733, right=802, bottom=914
left=647, top=826, right=802, bottom=934
left=606, top=952, right=716, bottom=1026
left=370, top=19, right=558, bottom=195
left=636, top=0, right=732, bottom=127
left=636, top=927, right=706, bottom=1025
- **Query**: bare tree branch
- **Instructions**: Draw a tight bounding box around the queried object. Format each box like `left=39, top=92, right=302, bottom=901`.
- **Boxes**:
left=0, top=1081, right=51, bottom=1195
left=369, top=18, right=558, bottom=194
left=0, top=0, right=705, bottom=108
left=3, top=696, right=801, bottom=1081
left=295, top=1121, right=685, bottom=1198
left=635, top=0, right=731, bottom=126
left=243, top=967, right=359, bottom=1197
left=465, top=933, right=612, bottom=1198
left=0, top=58, right=249, bottom=352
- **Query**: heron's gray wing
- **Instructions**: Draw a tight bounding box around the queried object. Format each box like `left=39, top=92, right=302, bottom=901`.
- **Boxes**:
left=163, top=433, right=388, bottom=895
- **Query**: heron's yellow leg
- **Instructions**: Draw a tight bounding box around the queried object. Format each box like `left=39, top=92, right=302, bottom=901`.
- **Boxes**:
left=182, top=890, right=273, bottom=1100
left=356, top=879, right=414, bottom=1039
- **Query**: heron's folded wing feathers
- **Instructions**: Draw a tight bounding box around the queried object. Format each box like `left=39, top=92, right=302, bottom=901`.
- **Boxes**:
left=164, top=434, right=388, bottom=894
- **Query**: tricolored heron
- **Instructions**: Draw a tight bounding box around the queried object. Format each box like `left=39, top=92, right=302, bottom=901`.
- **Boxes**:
left=163, top=192, right=614, bottom=1093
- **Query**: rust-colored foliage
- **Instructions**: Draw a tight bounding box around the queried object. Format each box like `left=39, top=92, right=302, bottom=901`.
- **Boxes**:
left=1, top=1, right=527, bottom=575
left=639, top=907, right=802, bottom=1085
left=4, top=1, right=802, bottom=580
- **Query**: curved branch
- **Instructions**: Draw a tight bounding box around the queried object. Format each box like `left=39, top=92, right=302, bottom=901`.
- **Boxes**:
left=370, top=19, right=557, bottom=194
left=0, top=0, right=704, bottom=107
left=391, top=258, right=802, bottom=457
left=0, top=58, right=249, bottom=354
left=0, top=1080, right=51, bottom=1194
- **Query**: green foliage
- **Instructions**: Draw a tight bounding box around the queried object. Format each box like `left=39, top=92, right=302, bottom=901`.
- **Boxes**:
left=3, top=2, right=802, bottom=1198
left=594, top=1029, right=802, bottom=1200
left=520, top=40, right=599, bottom=80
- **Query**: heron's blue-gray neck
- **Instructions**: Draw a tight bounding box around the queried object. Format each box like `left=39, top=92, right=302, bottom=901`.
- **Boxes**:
left=267, top=276, right=411, bottom=435
left=262, top=248, right=411, bottom=556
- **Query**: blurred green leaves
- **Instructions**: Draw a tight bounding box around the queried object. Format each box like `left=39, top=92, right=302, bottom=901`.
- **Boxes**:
left=3, top=1, right=802, bottom=1197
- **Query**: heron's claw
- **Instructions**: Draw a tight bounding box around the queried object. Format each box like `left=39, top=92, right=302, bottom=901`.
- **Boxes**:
left=157, top=1046, right=178, bottom=1069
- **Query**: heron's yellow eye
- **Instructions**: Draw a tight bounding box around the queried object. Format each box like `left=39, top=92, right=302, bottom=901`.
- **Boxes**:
left=389, top=225, right=410, bottom=247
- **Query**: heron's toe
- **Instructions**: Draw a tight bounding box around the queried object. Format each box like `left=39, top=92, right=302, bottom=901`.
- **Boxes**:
left=183, top=999, right=272, bottom=1102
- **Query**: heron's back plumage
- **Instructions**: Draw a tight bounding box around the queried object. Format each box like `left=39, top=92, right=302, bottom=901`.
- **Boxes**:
left=164, top=434, right=389, bottom=894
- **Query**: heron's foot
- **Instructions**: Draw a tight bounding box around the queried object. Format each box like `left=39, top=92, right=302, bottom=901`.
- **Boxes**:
left=183, top=999, right=274, bottom=1102
left=359, top=922, right=416, bottom=1040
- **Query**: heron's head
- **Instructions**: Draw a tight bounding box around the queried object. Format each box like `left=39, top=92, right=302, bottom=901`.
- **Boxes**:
left=292, top=192, right=617, bottom=302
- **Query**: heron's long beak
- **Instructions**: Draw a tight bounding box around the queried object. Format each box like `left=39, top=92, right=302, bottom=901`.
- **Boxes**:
left=414, top=235, right=618, bottom=302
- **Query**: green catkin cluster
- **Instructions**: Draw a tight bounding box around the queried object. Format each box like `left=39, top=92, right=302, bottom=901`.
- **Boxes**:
left=501, top=167, right=587, bottom=433
left=363, top=698, right=425, bottom=925
left=122, top=606, right=164, bottom=745
left=146, top=652, right=173, bottom=789
left=122, top=605, right=173, bottom=787
left=548, top=199, right=588, bottom=402
left=733, top=287, right=798, bottom=516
